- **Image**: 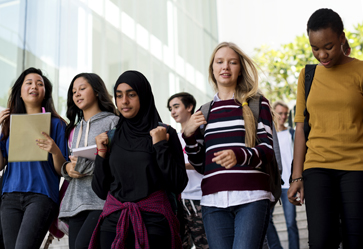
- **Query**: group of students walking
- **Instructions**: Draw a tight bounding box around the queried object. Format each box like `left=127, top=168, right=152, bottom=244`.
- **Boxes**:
left=0, top=8, right=362, bottom=249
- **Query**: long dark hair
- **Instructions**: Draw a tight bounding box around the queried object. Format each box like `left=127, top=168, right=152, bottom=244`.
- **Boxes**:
left=65, top=73, right=118, bottom=139
left=1, top=67, right=64, bottom=141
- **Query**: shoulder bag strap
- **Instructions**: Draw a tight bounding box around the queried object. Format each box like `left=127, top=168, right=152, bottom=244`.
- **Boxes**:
left=199, top=101, right=213, bottom=136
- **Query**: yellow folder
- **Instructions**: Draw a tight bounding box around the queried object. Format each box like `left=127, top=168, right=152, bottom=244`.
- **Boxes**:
left=8, top=113, right=51, bottom=162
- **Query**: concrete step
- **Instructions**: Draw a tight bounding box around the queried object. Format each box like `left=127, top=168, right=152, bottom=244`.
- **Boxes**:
left=41, top=233, right=68, bottom=249
left=271, top=203, right=309, bottom=249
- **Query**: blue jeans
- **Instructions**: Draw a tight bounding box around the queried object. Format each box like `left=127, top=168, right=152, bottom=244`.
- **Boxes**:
left=1, top=192, right=58, bottom=249
left=266, top=188, right=299, bottom=249
left=202, top=199, right=270, bottom=249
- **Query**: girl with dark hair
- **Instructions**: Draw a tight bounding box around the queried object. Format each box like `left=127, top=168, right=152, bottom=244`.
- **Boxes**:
left=288, top=8, right=363, bottom=248
left=0, top=67, right=68, bottom=249
left=58, top=73, right=119, bottom=249
left=183, top=42, right=275, bottom=249
left=89, top=70, right=188, bottom=249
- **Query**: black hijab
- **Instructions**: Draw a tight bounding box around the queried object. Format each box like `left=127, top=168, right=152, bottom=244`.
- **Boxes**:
left=113, top=70, right=161, bottom=153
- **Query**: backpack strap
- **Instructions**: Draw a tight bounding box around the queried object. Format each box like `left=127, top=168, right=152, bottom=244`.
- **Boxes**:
left=249, top=95, right=283, bottom=175
left=199, top=101, right=213, bottom=136
left=250, top=95, right=282, bottom=205
left=289, top=64, right=317, bottom=184
left=107, top=127, right=116, bottom=150
left=248, top=94, right=260, bottom=121
left=272, top=127, right=282, bottom=175
left=288, top=127, right=295, bottom=141
left=304, top=64, right=317, bottom=101
left=303, top=64, right=317, bottom=142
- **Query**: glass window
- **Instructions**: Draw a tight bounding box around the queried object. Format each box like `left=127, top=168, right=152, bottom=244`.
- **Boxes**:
left=120, top=0, right=134, bottom=20
left=209, top=1, right=218, bottom=39
left=105, top=25, right=122, bottom=91
left=177, top=8, right=187, bottom=61
left=137, top=47, right=151, bottom=83
left=92, top=15, right=104, bottom=74
left=0, top=0, right=217, bottom=122
left=151, top=58, right=168, bottom=121
left=0, top=0, right=24, bottom=108
left=149, top=0, right=168, bottom=45
left=120, top=35, right=136, bottom=72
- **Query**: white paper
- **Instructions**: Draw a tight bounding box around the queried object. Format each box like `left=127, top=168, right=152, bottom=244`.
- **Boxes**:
left=72, top=144, right=97, bottom=160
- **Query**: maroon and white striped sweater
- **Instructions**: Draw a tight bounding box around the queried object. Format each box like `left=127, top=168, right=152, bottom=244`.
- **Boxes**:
left=183, top=97, right=274, bottom=196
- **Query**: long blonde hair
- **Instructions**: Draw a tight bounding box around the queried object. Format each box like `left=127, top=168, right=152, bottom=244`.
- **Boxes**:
left=208, top=42, right=260, bottom=147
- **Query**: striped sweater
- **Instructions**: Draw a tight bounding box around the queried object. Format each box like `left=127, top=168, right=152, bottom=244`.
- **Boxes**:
left=183, top=97, right=274, bottom=196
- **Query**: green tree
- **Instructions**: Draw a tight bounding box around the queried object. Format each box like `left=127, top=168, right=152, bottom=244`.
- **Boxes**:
left=254, top=23, right=363, bottom=103
left=345, top=23, right=363, bottom=59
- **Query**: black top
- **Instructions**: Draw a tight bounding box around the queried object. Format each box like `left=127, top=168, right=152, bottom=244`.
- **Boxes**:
left=92, top=126, right=188, bottom=202
left=92, top=70, right=187, bottom=235
left=93, top=70, right=187, bottom=202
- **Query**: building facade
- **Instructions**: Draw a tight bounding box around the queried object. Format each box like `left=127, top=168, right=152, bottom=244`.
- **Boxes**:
left=0, top=0, right=218, bottom=127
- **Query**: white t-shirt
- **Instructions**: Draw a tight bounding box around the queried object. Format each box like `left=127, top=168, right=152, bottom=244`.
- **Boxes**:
left=278, top=129, right=294, bottom=189
left=178, top=132, right=203, bottom=200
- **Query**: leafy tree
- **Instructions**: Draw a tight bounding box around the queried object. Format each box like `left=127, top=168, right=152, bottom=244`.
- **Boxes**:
left=345, top=23, right=363, bottom=59
left=254, top=23, right=363, bottom=103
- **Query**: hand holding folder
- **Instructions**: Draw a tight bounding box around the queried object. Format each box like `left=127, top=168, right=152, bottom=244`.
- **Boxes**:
left=8, top=112, right=51, bottom=162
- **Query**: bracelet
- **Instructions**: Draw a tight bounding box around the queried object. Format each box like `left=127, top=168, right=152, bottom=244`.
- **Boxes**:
left=291, top=177, right=303, bottom=183
left=61, top=161, right=70, bottom=172
left=94, top=148, right=108, bottom=155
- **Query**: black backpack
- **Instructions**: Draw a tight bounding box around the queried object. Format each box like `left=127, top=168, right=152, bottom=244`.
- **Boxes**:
left=199, top=95, right=282, bottom=207
left=289, top=64, right=317, bottom=183
left=303, top=64, right=318, bottom=142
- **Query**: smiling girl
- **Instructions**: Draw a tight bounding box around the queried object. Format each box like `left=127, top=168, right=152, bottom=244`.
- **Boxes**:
left=58, top=73, right=118, bottom=249
left=0, top=67, right=68, bottom=249
left=183, top=42, right=275, bottom=249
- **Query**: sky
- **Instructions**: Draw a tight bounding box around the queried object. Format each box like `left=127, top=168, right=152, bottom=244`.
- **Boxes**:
left=217, top=0, right=363, bottom=56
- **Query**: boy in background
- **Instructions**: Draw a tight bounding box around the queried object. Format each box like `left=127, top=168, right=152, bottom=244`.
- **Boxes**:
left=167, top=92, right=208, bottom=249
left=267, top=101, right=299, bottom=249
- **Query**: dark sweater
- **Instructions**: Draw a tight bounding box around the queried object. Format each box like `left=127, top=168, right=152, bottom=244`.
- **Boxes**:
left=183, top=97, right=274, bottom=196
left=92, top=126, right=188, bottom=202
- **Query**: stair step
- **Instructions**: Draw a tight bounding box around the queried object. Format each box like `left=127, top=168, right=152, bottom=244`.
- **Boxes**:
left=271, top=203, right=309, bottom=248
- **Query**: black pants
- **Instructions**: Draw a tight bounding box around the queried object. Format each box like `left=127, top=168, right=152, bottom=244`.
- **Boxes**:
left=99, top=212, right=171, bottom=249
left=1, top=193, right=58, bottom=249
left=100, top=230, right=171, bottom=249
left=68, top=210, right=102, bottom=249
left=303, top=168, right=363, bottom=249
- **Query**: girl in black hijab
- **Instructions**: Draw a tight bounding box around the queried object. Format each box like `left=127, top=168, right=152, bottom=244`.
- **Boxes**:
left=90, top=71, right=188, bottom=249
